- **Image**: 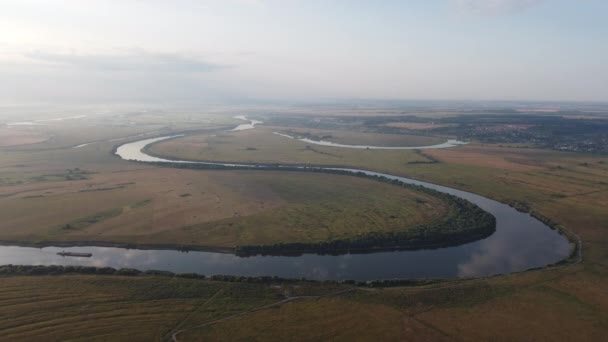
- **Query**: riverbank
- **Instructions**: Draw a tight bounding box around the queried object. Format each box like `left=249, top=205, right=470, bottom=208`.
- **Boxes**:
left=98, top=133, right=571, bottom=278
left=110, top=157, right=498, bottom=255
left=0, top=122, right=574, bottom=280
left=272, top=131, right=468, bottom=150
left=0, top=167, right=496, bottom=259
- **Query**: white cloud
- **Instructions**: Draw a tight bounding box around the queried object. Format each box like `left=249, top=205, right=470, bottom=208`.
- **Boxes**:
left=454, top=0, right=545, bottom=15
left=24, top=49, right=225, bottom=73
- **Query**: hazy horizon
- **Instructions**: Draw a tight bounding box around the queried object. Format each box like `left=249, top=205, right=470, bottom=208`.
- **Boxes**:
left=2, top=0, right=607, bottom=104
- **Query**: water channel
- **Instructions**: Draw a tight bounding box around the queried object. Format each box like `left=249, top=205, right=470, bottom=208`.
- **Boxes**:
left=0, top=117, right=572, bottom=280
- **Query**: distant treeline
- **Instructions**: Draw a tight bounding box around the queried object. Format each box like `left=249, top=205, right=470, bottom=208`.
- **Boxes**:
left=0, top=264, right=443, bottom=288
left=407, top=149, right=440, bottom=164
left=142, top=161, right=496, bottom=255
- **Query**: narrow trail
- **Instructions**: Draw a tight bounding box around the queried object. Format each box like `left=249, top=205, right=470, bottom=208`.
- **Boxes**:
left=162, top=289, right=224, bottom=342
left=171, top=288, right=356, bottom=342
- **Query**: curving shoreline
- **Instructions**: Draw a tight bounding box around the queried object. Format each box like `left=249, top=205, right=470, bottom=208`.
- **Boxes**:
left=123, top=136, right=497, bottom=254
left=0, top=118, right=575, bottom=280
left=110, top=128, right=573, bottom=275
left=272, top=131, right=468, bottom=150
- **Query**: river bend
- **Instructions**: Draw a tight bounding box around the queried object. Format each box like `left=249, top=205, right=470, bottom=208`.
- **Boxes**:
left=0, top=119, right=572, bottom=280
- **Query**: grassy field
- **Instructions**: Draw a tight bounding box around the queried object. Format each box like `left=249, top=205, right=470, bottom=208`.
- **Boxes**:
left=2, top=111, right=608, bottom=340
left=156, top=133, right=608, bottom=257
left=145, top=131, right=608, bottom=340
left=0, top=107, right=239, bottom=151
left=180, top=265, right=607, bottom=341
left=0, top=275, right=285, bottom=341
left=181, top=296, right=406, bottom=341
left=383, top=122, right=455, bottom=130
left=147, top=127, right=434, bottom=168
left=150, top=129, right=608, bottom=211
left=174, top=144, right=608, bottom=340
left=0, top=167, right=447, bottom=248
left=272, top=127, right=444, bottom=146
left=0, top=115, right=452, bottom=250
left=0, top=127, right=50, bottom=147
left=3, top=265, right=606, bottom=341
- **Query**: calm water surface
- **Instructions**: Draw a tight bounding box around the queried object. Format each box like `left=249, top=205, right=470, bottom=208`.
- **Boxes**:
left=231, top=115, right=263, bottom=131
left=272, top=132, right=469, bottom=150
left=0, top=120, right=572, bottom=280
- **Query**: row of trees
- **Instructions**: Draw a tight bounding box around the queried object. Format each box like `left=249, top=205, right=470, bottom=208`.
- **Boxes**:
left=0, top=264, right=448, bottom=288
left=235, top=202, right=495, bottom=255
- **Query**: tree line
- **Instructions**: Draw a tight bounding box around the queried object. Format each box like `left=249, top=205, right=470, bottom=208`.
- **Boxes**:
left=0, top=264, right=446, bottom=288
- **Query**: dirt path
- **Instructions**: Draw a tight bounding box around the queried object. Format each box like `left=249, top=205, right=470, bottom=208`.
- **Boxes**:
left=171, top=288, right=355, bottom=342
left=162, top=289, right=224, bottom=341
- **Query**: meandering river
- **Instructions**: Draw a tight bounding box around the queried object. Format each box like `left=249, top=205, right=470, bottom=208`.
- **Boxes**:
left=273, top=132, right=468, bottom=150
left=0, top=117, right=572, bottom=280
left=231, top=115, right=263, bottom=131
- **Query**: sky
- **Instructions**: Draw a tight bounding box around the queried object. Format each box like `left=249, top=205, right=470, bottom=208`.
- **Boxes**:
left=0, top=0, right=606, bottom=104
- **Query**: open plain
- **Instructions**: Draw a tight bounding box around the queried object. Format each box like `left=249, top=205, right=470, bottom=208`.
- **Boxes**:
left=1, top=106, right=607, bottom=341
left=3, top=2, right=608, bottom=340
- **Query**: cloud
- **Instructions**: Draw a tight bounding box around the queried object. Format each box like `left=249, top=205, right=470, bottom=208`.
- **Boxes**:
left=24, top=49, right=225, bottom=73
left=454, top=0, right=545, bottom=15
